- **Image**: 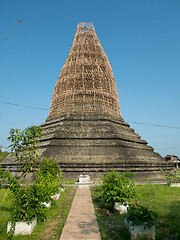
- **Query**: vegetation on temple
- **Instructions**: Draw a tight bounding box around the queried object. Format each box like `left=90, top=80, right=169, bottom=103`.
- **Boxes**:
left=0, top=147, right=9, bottom=162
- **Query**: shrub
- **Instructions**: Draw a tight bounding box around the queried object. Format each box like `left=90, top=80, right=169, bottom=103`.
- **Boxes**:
left=97, top=171, right=136, bottom=211
left=125, top=203, right=156, bottom=227
left=0, top=147, right=9, bottom=163
left=161, top=169, right=180, bottom=183
left=39, top=157, right=60, bottom=178
left=2, top=126, right=50, bottom=224
left=1, top=170, right=47, bottom=222
left=36, top=172, right=59, bottom=202
left=34, top=157, right=63, bottom=202
left=1, top=126, right=63, bottom=229
left=7, top=125, right=42, bottom=186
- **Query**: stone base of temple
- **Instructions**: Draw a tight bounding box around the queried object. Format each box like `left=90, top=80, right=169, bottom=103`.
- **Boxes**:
left=56, top=162, right=169, bottom=183
left=2, top=113, right=173, bottom=182
left=0, top=163, right=168, bottom=183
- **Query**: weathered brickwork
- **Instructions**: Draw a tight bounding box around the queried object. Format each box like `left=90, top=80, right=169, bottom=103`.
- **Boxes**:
left=48, top=23, right=121, bottom=119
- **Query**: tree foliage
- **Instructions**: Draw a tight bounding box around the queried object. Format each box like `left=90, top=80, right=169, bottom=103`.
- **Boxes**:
left=0, top=147, right=9, bottom=163
left=39, top=157, right=60, bottom=177
left=0, top=157, right=62, bottom=222
left=36, top=157, right=63, bottom=202
left=125, top=203, right=156, bottom=227
left=7, top=126, right=42, bottom=178
left=1, top=168, right=48, bottom=222
left=161, top=169, right=180, bottom=183
left=97, top=171, right=136, bottom=211
left=0, top=126, right=63, bottom=225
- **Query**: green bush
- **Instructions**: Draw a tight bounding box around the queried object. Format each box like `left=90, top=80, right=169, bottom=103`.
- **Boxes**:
left=125, top=203, right=156, bottom=227
left=97, top=171, right=136, bottom=211
left=7, top=125, right=42, bottom=185
left=0, top=164, right=62, bottom=223
left=36, top=171, right=60, bottom=203
left=0, top=147, right=9, bottom=163
left=2, top=126, right=60, bottom=224
left=162, top=169, right=180, bottom=183
left=37, top=157, right=63, bottom=200
left=39, top=157, right=60, bottom=178
left=1, top=171, right=47, bottom=222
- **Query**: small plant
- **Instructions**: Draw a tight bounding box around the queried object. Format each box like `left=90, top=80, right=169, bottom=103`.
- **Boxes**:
left=38, top=157, right=63, bottom=187
left=36, top=157, right=63, bottom=202
left=97, top=171, right=136, bottom=211
left=1, top=170, right=47, bottom=222
left=0, top=165, right=4, bottom=183
left=0, top=126, right=65, bottom=236
left=39, top=157, right=61, bottom=178
left=4, top=126, right=49, bottom=222
left=125, top=203, right=156, bottom=227
left=7, top=125, right=42, bottom=187
left=161, top=169, right=180, bottom=183
left=0, top=146, right=9, bottom=163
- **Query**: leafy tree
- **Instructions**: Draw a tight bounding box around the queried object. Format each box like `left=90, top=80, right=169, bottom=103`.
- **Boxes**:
left=0, top=126, right=64, bottom=227
left=7, top=125, right=42, bottom=187
left=0, top=168, right=47, bottom=222
left=36, top=157, right=63, bottom=202
left=0, top=158, right=62, bottom=223
left=161, top=169, right=180, bottom=183
left=97, top=171, right=136, bottom=211
left=39, top=157, right=60, bottom=177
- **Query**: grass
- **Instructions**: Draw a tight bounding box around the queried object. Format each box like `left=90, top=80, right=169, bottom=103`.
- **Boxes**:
left=0, top=188, right=12, bottom=238
left=91, top=183, right=180, bottom=240
left=0, top=186, right=76, bottom=240
left=62, top=179, right=77, bottom=184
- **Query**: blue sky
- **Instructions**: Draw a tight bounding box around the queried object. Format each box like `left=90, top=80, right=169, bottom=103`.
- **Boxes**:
left=0, top=0, right=180, bottom=157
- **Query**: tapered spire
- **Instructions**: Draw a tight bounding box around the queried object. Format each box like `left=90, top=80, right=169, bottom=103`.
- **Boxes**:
left=48, top=22, right=121, bottom=119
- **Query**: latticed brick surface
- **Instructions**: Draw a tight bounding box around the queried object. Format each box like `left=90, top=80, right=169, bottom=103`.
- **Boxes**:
left=48, top=22, right=121, bottom=119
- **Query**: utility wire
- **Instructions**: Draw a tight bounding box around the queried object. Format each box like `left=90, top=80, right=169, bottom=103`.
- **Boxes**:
left=0, top=101, right=48, bottom=111
left=0, top=100, right=180, bottom=129
left=127, top=121, right=180, bottom=130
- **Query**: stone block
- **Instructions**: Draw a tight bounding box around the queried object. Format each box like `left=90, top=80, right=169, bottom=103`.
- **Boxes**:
left=7, top=218, right=37, bottom=235
left=124, top=217, right=155, bottom=240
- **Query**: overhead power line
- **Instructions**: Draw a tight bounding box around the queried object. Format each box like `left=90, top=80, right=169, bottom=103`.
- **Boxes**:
left=0, top=100, right=180, bottom=130
left=128, top=121, right=180, bottom=130
left=0, top=101, right=48, bottom=111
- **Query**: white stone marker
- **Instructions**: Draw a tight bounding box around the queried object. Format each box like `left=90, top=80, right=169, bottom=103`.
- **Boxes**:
left=7, top=218, right=37, bottom=235
left=78, top=172, right=93, bottom=184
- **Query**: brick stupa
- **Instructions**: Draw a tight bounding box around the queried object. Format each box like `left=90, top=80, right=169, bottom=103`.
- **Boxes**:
left=3, top=23, right=171, bottom=181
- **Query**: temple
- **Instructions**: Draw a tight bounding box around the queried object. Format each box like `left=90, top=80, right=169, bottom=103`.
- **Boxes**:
left=2, top=22, right=172, bottom=181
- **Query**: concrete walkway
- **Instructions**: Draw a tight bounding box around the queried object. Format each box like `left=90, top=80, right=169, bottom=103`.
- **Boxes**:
left=60, top=185, right=101, bottom=240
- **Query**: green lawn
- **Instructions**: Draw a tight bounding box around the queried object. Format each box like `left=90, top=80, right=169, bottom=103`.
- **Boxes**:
left=0, top=186, right=76, bottom=240
left=0, top=188, right=12, bottom=239
left=62, top=179, right=77, bottom=184
left=91, top=184, right=180, bottom=240
left=1, top=183, right=180, bottom=240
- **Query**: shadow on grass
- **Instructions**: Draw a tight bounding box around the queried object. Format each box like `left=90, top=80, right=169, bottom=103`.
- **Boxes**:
left=91, top=185, right=180, bottom=240
left=0, top=206, right=11, bottom=212
left=0, top=187, right=76, bottom=240
left=91, top=187, right=130, bottom=240
left=164, top=201, right=180, bottom=240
